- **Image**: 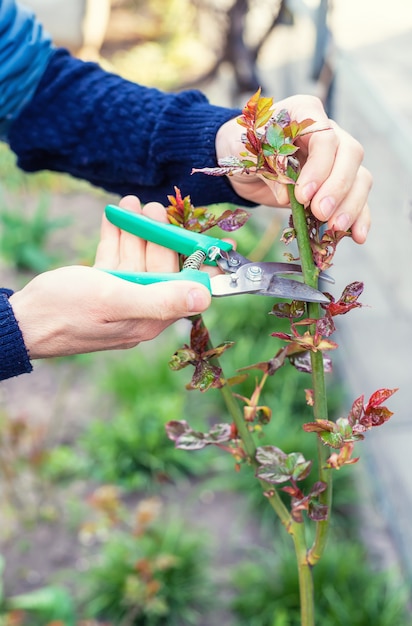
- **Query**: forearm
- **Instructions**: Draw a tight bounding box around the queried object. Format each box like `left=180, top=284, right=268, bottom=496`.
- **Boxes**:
left=0, top=289, right=32, bottom=381
left=8, top=49, right=255, bottom=207
left=0, top=0, right=53, bottom=139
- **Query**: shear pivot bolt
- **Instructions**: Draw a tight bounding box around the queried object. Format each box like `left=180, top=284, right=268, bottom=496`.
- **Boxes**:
left=246, top=265, right=263, bottom=281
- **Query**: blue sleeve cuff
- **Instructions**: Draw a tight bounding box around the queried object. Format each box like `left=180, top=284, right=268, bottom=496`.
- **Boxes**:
left=0, top=289, right=32, bottom=381
left=0, top=0, right=54, bottom=139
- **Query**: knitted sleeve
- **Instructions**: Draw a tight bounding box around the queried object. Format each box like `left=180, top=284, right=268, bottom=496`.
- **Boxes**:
left=8, top=49, right=255, bottom=207
left=0, top=289, right=32, bottom=381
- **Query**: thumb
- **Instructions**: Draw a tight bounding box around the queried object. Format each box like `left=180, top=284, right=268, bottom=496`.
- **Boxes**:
left=115, top=280, right=212, bottom=321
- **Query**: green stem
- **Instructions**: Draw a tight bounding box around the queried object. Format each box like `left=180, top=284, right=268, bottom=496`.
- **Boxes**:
left=193, top=315, right=292, bottom=530
left=293, top=523, right=315, bottom=626
left=287, top=171, right=333, bottom=569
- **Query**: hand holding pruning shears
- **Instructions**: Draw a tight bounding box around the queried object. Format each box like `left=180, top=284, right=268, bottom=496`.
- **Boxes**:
left=103, top=203, right=332, bottom=304
left=10, top=196, right=212, bottom=360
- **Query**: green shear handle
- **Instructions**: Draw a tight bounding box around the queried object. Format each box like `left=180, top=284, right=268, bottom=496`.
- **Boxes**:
left=105, top=205, right=232, bottom=265
left=105, top=268, right=211, bottom=291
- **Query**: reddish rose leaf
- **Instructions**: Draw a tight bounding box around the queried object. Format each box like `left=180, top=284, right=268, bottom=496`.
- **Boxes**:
left=366, top=387, right=398, bottom=410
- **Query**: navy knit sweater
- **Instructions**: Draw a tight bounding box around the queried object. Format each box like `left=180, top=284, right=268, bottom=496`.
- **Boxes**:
left=1, top=48, right=254, bottom=381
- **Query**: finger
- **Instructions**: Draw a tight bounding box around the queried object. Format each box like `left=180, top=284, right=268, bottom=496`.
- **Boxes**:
left=349, top=203, right=371, bottom=245
left=298, top=125, right=366, bottom=223
left=143, top=202, right=180, bottom=273
left=325, top=170, right=372, bottom=243
left=117, top=195, right=147, bottom=272
left=110, top=278, right=212, bottom=322
left=293, top=125, right=340, bottom=208
left=94, top=210, right=122, bottom=269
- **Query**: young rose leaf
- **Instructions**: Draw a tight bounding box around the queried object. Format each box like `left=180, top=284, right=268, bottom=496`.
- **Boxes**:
left=305, top=389, right=314, bottom=406
left=355, top=407, right=394, bottom=433
left=308, top=501, right=329, bottom=521
left=308, top=481, right=328, bottom=498
left=206, top=423, right=233, bottom=443
left=274, top=108, right=291, bottom=127
left=165, top=420, right=232, bottom=450
left=190, top=317, right=210, bottom=354
left=238, top=347, right=289, bottom=375
left=169, top=347, right=196, bottom=370
left=191, top=165, right=244, bottom=177
left=341, top=281, right=364, bottom=302
left=256, top=445, right=287, bottom=466
left=256, top=446, right=312, bottom=484
left=272, top=330, right=338, bottom=353
left=237, top=88, right=273, bottom=130
left=281, top=227, right=296, bottom=244
left=167, top=187, right=217, bottom=232
left=348, top=388, right=398, bottom=433
left=348, top=394, right=364, bottom=426
left=316, top=314, right=336, bottom=338
left=188, top=361, right=224, bottom=392
left=215, top=208, right=250, bottom=232
left=265, top=123, right=286, bottom=151
left=366, top=387, right=398, bottom=410
left=283, top=481, right=327, bottom=522
left=166, top=420, right=190, bottom=441
left=165, top=421, right=208, bottom=450
left=289, top=352, right=313, bottom=373
left=283, top=118, right=316, bottom=139
left=326, top=442, right=360, bottom=470
left=204, top=341, right=234, bottom=359
left=324, top=281, right=364, bottom=317
left=289, top=351, right=333, bottom=374
left=278, top=144, right=299, bottom=156
left=255, top=96, right=274, bottom=128
left=303, top=420, right=343, bottom=448
left=226, top=373, right=249, bottom=387
left=270, top=300, right=306, bottom=319
left=303, top=419, right=336, bottom=434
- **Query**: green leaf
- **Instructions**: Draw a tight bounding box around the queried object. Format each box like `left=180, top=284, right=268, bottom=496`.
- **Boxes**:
left=169, top=347, right=196, bottom=370
left=319, top=431, right=345, bottom=449
left=265, top=123, right=285, bottom=150
left=278, top=144, right=299, bottom=156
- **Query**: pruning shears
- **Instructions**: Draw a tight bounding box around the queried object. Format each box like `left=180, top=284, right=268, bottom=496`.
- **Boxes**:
left=103, top=205, right=332, bottom=304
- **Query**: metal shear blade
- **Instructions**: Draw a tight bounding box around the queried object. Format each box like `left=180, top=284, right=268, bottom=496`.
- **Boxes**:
left=211, top=263, right=330, bottom=303
left=103, top=205, right=331, bottom=304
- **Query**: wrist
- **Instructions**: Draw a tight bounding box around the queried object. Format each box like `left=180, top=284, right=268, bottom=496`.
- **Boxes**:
left=0, top=290, right=32, bottom=380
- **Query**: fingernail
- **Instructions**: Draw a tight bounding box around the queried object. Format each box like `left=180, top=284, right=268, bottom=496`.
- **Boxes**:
left=188, top=288, right=210, bottom=313
left=361, top=224, right=370, bottom=240
left=301, top=182, right=317, bottom=203
left=319, top=196, right=336, bottom=220
left=334, top=213, right=350, bottom=232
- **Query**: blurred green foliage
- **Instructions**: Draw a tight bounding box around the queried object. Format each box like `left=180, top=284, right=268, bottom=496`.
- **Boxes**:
left=231, top=542, right=410, bottom=626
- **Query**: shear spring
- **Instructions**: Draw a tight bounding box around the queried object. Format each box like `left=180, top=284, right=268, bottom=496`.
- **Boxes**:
left=183, top=250, right=207, bottom=270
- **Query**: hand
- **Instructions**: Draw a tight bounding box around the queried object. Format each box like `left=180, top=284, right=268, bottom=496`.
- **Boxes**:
left=216, top=95, right=372, bottom=244
left=9, top=196, right=211, bottom=359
